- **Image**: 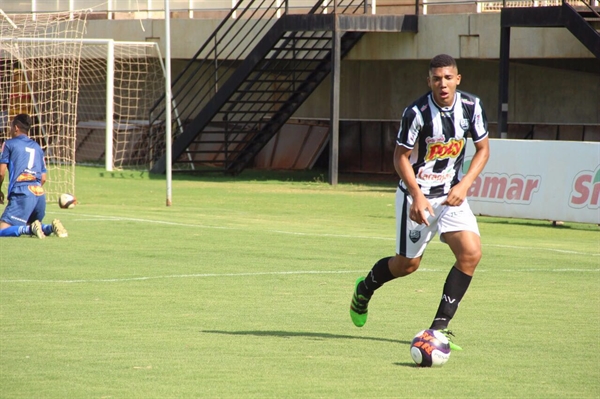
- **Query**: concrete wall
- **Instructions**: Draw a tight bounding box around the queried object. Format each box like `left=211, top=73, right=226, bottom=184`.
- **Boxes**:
left=345, top=14, right=596, bottom=60
left=292, top=59, right=600, bottom=125
left=84, top=13, right=600, bottom=125
left=83, top=14, right=597, bottom=60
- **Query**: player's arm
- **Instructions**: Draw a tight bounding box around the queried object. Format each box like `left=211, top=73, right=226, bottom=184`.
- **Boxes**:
left=443, top=136, right=490, bottom=206
left=40, top=151, right=47, bottom=186
left=0, top=163, right=6, bottom=204
left=394, top=144, right=434, bottom=226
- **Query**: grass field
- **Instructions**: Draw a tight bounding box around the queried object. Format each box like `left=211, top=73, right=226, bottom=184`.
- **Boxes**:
left=1, top=166, right=599, bottom=398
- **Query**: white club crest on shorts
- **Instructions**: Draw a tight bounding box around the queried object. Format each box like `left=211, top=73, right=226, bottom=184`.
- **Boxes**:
left=409, top=230, right=421, bottom=243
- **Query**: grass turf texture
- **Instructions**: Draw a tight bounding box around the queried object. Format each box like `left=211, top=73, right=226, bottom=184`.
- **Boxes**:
left=1, top=166, right=598, bottom=398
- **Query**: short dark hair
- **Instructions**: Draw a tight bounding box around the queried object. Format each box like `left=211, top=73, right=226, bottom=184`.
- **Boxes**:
left=429, top=54, right=457, bottom=70
left=12, top=113, right=32, bottom=133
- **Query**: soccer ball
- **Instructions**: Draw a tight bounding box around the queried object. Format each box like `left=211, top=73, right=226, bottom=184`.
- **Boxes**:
left=410, top=329, right=451, bottom=367
left=58, top=193, right=77, bottom=209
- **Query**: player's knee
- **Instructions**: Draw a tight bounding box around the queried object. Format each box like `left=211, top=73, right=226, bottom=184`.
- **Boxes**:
left=457, top=247, right=482, bottom=270
left=403, top=264, right=420, bottom=276
left=390, top=255, right=421, bottom=277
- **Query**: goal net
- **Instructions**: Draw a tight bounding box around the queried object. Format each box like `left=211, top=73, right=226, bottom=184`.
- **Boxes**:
left=0, top=10, right=88, bottom=202
left=75, top=41, right=165, bottom=171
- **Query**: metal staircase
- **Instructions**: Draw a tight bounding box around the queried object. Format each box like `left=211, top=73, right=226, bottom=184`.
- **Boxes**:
left=148, top=0, right=417, bottom=175
left=497, top=0, right=599, bottom=140
left=500, top=0, right=600, bottom=57
left=565, top=1, right=600, bottom=56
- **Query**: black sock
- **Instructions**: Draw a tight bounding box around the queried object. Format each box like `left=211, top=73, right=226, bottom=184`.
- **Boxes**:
left=358, top=257, right=395, bottom=298
left=430, top=266, right=472, bottom=330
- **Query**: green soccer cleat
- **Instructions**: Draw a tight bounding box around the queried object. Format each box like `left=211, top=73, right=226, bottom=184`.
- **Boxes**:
left=350, top=277, right=370, bottom=327
left=52, top=219, right=68, bottom=238
left=31, top=220, right=45, bottom=239
left=438, top=328, right=463, bottom=351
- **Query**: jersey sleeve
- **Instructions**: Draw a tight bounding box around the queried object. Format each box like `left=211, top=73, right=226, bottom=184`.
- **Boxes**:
left=36, top=143, right=47, bottom=174
left=470, top=98, right=489, bottom=143
left=0, top=141, right=8, bottom=164
left=396, top=105, right=422, bottom=149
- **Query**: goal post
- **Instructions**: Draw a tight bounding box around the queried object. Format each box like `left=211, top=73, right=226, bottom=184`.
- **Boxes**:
left=0, top=10, right=89, bottom=202
left=1, top=10, right=167, bottom=207
left=74, top=39, right=166, bottom=172
left=0, top=10, right=165, bottom=208
left=2, top=38, right=167, bottom=173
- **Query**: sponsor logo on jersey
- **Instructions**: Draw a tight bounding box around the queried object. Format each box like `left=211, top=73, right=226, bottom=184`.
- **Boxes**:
left=16, top=173, right=36, bottom=182
left=474, top=113, right=485, bottom=132
left=425, top=136, right=445, bottom=144
left=424, top=138, right=465, bottom=162
left=416, top=166, right=455, bottom=184
left=461, top=98, right=474, bottom=105
left=569, top=166, right=600, bottom=209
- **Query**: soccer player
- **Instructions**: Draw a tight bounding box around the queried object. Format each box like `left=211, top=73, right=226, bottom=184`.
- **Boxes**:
left=349, top=54, right=490, bottom=350
left=0, top=113, right=68, bottom=238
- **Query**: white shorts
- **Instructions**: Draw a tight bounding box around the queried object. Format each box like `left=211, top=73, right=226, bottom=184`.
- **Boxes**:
left=395, top=186, right=480, bottom=259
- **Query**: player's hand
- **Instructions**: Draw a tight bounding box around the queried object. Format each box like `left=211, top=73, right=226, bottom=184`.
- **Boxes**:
left=410, top=195, right=434, bottom=226
left=443, top=183, right=468, bottom=206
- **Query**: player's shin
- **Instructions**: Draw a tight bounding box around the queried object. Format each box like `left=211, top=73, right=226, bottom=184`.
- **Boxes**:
left=430, top=266, right=472, bottom=330
left=0, top=226, right=27, bottom=237
left=359, top=256, right=396, bottom=298
left=42, top=224, right=53, bottom=236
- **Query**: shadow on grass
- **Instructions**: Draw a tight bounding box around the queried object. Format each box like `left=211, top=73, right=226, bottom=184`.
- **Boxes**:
left=202, top=329, right=411, bottom=345
left=85, top=165, right=398, bottom=192
left=393, top=362, right=420, bottom=368
left=152, top=168, right=398, bottom=189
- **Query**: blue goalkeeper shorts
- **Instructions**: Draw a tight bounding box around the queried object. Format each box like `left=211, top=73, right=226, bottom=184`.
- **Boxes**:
left=0, top=185, right=46, bottom=226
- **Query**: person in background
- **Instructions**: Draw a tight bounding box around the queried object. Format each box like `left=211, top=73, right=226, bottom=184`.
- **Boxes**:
left=0, top=113, right=68, bottom=238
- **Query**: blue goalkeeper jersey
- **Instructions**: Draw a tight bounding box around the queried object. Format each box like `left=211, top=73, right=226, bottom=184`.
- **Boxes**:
left=0, top=134, right=46, bottom=195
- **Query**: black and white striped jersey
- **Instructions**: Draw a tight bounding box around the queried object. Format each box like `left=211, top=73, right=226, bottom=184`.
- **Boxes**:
left=396, top=90, right=488, bottom=198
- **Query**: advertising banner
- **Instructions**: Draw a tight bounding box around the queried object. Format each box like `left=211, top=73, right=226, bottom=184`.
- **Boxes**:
left=465, top=139, right=599, bottom=224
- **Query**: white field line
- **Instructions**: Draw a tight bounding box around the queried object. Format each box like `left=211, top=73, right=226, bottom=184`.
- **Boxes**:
left=70, top=213, right=600, bottom=257
left=2, top=212, right=598, bottom=284
left=1, top=267, right=598, bottom=284
left=1, top=270, right=363, bottom=284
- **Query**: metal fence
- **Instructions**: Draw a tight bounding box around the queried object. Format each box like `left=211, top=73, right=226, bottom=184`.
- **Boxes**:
left=3, top=0, right=598, bottom=17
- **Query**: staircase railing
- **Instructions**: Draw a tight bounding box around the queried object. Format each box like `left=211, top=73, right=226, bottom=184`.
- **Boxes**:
left=570, top=0, right=600, bottom=18
left=148, top=0, right=370, bottom=167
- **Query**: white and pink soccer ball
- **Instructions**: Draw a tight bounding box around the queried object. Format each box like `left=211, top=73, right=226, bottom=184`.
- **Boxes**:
left=410, top=329, right=451, bottom=367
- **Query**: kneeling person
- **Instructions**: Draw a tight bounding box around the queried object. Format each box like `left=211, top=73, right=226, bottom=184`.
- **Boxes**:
left=0, top=113, right=68, bottom=238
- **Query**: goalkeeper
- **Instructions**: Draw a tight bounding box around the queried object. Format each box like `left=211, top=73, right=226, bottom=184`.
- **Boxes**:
left=0, top=113, right=68, bottom=238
